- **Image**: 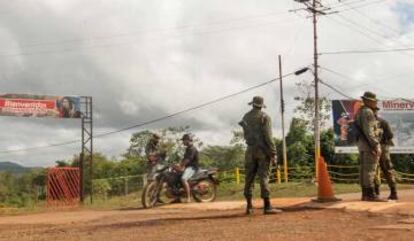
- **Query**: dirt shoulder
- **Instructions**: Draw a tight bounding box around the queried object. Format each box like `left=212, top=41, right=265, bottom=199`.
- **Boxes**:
left=0, top=207, right=412, bottom=241
left=0, top=189, right=414, bottom=241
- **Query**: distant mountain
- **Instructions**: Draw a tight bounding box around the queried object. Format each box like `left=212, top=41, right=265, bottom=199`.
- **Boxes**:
left=0, top=162, right=30, bottom=173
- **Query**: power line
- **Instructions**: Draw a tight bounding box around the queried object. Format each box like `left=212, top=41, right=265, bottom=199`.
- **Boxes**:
left=324, top=14, right=387, bottom=47
left=333, top=0, right=387, bottom=13
left=330, top=13, right=414, bottom=59
left=336, top=13, right=413, bottom=50
left=342, top=1, right=409, bottom=40
left=319, top=66, right=413, bottom=99
left=336, top=13, right=390, bottom=41
left=323, top=14, right=414, bottom=59
left=319, top=78, right=357, bottom=100
left=320, top=65, right=414, bottom=86
left=12, top=10, right=291, bottom=49
left=320, top=46, right=414, bottom=55
left=0, top=13, right=300, bottom=58
left=0, top=18, right=302, bottom=58
left=0, top=70, right=298, bottom=155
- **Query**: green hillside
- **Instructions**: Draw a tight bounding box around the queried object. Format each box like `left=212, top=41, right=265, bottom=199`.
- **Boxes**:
left=0, top=162, right=29, bottom=173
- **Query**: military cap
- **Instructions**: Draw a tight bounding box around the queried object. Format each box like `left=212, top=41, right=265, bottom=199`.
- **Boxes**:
left=361, top=91, right=378, bottom=102
left=248, top=96, right=266, bottom=108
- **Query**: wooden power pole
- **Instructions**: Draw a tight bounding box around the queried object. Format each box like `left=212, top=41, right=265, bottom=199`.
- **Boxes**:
left=291, top=0, right=334, bottom=181
left=278, top=55, right=289, bottom=183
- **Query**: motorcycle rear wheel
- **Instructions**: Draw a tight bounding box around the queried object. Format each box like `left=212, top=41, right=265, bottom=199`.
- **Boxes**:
left=192, top=179, right=217, bottom=203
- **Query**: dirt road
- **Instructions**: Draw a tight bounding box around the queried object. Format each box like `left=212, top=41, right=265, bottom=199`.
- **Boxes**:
left=0, top=202, right=412, bottom=241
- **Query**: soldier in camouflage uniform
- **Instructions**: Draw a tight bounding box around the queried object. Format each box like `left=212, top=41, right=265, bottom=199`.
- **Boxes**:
left=354, top=92, right=384, bottom=202
left=239, top=96, right=281, bottom=215
left=145, top=133, right=163, bottom=175
left=373, top=108, right=398, bottom=200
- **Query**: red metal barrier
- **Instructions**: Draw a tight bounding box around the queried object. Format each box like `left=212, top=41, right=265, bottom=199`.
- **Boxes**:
left=47, top=167, right=80, bottom=206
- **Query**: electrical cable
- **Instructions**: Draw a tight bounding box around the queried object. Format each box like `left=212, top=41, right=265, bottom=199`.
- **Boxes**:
left=0, top=70, right=299, bottom=155
left=320, top=46, right=414, bottom=55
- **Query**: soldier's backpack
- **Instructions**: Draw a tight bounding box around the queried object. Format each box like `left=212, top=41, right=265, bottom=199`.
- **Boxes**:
left=347, top=120, right=359, bottom=144
left=238, top=112, right=266, bottom=146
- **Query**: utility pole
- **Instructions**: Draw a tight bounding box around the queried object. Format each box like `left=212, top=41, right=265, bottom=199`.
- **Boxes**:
left=312, top=0, right=321, bottom=180
left=278, top=55, right=288, bottom=183
left=291, top=0, right=336, bottom=180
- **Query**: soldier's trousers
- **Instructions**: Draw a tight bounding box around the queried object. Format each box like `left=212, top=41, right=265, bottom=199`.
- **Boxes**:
left=374, top=145, right=397, bottom=188
left=359, top=150, right=379, bottom=188
left=244, top=146, right=271, bottom=199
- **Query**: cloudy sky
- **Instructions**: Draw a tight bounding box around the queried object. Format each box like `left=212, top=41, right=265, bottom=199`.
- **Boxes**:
left=0, top=0, right=413, bottom=167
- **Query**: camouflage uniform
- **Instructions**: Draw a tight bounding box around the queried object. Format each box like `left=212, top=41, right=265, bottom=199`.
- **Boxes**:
left=240, top=96, right=279, bottom=214
left=145, top=140, right=160, bottom=159
left=374, top=117, right=398, bottom=199
left=145, top=135, right=162, bottom=176
left=355, top=105, right=381, bottom=190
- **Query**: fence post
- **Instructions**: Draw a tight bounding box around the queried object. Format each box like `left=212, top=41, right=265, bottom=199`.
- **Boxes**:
left=377, top=169, right=382, bottom=185
left=124, top=177, right=129, bottom=196
left=235, top=168, right=240, bottom=184
left=143, top=175, right=147, bottom=188
left=277, top=167, right=281, bottom=184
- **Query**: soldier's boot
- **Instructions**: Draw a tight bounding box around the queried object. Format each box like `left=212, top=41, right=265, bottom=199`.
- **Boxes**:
left=263, top=198, right=282, bottom=215
left=361, top=188, right=369, bottom=201
left=245, top=198, right=254, bottom=215
left=374, top=184, right=380, bottom=197
left=365, top=187, right=387, bottom=202
left=388, top=186, right=398, bottom=201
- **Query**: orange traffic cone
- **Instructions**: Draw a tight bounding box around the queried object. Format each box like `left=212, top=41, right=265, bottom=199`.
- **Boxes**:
left=313, top=156, right=341, bottom=203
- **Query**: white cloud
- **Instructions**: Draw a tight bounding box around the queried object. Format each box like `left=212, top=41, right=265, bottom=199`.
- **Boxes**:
left=0, top=0, right=413, bottom=166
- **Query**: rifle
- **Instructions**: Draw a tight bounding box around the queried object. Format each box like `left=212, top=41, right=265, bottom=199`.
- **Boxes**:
left=353, top=120, right=381, bottom=156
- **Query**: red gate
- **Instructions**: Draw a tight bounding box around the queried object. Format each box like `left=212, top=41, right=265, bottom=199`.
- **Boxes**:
left=47, top=167, right=80, bottom=206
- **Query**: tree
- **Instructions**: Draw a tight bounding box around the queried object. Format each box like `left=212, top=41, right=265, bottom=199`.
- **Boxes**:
left=200, top=145, right=244, bottom=170
left=294, top=79, right=331, bottom=131
left=125, top=126, right=203, bottom=165
left=320, top=128, right=335, bottom=163
left=286, top=118, right=314, bottom=167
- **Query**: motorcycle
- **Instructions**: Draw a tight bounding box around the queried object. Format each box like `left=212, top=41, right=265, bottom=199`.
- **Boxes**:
left=141, top=164, right=219, bottom=208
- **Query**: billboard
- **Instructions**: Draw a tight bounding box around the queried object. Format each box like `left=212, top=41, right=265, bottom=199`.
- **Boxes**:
left=0, top=94, right=82, bottom=119
left=332, top=99, right=414, bottom=154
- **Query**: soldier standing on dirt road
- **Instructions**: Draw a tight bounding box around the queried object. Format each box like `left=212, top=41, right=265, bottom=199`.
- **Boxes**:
left=373, top=108, right=398, bottom=201
left=239, top=96, right=281, bottom=215
left=354, top=92, right=384, bottom=202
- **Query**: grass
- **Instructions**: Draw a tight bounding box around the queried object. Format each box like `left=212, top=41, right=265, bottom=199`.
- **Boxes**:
left=215, top=181, right=372, bottom=201
left=0, top=203, right=48, bottom=216
left=81, top=182, right=414, bottom=210
left=1, top=182, right=414, bottom=215
left=84, top=182, right=414, bottom=209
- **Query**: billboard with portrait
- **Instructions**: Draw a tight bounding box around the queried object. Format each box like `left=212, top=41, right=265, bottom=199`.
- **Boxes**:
left=332, top=99, right=414, bottom=154
left=0, top=94, right=82, bottom=119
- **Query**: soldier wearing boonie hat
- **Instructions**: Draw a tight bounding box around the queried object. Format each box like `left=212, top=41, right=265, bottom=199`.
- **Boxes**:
left=354, top=91, right=385, bottom=202
left=239, top=96, right=281, bottom=215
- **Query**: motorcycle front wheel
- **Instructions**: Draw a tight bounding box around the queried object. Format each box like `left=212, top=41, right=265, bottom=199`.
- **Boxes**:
left=141, top=181, right=160, bottom=209
left=141, top=181, right=177, bottom=208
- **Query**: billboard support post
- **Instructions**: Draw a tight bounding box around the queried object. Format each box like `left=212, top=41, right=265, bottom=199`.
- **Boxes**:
left=80, top=96, right=93, bottom=204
